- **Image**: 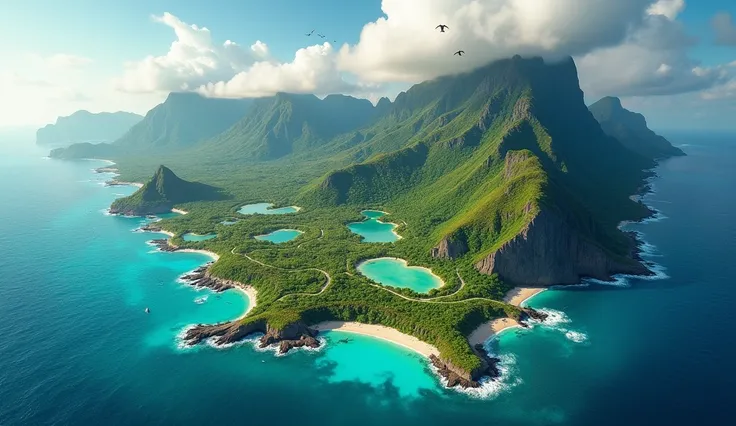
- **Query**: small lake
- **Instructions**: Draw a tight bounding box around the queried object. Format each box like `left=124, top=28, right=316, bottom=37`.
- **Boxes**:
left=347, top=210, right=400, bottom=243
left=254, top=229, right=304, bottom=244
left=220, top=219, right=239, bottom=225
left=182, top=233, right=217, bottom=242
left=357, top=257, right=443, bottom=293
left=238, top=203, right=300, bottom=215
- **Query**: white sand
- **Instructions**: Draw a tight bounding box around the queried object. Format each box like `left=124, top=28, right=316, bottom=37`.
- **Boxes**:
left=503, top=287, right=546, bottom=306
left=176, top=249, right=220, bottom=261
left=311, top=321, right=440, bottom=357
left=171, top=208, right=189, bottom=215
left=467, top=318, right=521, bottom=347
left=233, top=285, right=257, bottom=320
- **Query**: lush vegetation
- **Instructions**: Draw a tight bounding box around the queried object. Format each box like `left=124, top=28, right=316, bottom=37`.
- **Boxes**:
left=52, top=56, right=681, bottom=375
left=110, top=165, right=225, bottom=215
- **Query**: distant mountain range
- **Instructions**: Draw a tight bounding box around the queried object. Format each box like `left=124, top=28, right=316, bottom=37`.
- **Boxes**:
left=36, top=110, right=142, bottom=146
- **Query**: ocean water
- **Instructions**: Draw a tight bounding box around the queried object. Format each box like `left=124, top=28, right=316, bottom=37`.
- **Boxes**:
left=348, top=210, right=400, bottom=243
left=254, top=229, right=303, bottom=244
left=181, top=233, right=217, bottom=242
left=1, top=133, right=733, bottom=425
left=357, top=257, right=444, bottom=293
left=238, top=202, right=299, bottom=215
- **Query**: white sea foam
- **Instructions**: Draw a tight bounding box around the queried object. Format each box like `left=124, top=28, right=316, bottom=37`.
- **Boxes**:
left=563, top=330, right=588, bottom=343
left=439, top=353, right=522, bottom=399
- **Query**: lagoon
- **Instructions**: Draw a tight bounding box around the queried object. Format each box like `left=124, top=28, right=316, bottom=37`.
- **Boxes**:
left=238, top=203, right=300, bottom=215
left=254, top=229, right=303, bottom=244
left=182, top=233, right=217, bottom=242
left=357, top=257, right=443, bottom=293
left=348, top=210, right=400, bottom=243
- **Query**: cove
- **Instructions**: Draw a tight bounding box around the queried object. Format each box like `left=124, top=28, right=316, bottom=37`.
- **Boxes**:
left=347, top=210, right=400, bottom=243
left=255, top=229, right=303, bottom=244
left=357, top=257, right=443, bottom=293
left=238, top=202, right=300, bottom=215
left=182, top=233, right=217, bottom=242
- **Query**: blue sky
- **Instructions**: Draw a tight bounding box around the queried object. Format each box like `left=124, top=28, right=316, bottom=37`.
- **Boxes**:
left=0, top=0, right=734, bottom=130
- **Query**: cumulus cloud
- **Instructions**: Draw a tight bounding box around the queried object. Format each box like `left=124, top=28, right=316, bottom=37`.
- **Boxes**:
left=198, top=43, right=359, bottom=98
left=576, top=11, right=727, bottom=99
left=712, top=12, right=736, bottom=46
left=337, top=0, right=657, bottom=83
left=114, top=12, right=268, bottom=93
left=646, top=0, right=685, bottom=20
left=115, top=12, right=355, bottom=98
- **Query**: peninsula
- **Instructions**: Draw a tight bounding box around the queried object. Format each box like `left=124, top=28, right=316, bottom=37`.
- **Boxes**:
left=55, top=55, right=683, bottom=389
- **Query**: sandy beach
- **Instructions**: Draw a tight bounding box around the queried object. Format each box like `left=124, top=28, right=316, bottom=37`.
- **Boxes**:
left=234, top=285, right=257, bottom=320
left=171, top=208, right=189, bottom=215
left=503, top=287, right=546, bottom=306
left=311, top=321, right=440, bottom=357
left=177, top=249, right=220, bottom=261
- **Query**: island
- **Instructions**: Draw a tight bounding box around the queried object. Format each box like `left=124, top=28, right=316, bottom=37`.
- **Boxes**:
left=56, top=55, right=684, bottom=389
left=36, top=110, right=141, bottom=146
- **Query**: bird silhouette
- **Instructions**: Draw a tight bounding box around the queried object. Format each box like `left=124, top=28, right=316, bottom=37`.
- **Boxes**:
left=454, top=50, right=465, bottom=56
left=305, top=29, right=314, bottom=36
left=318, top=33, right=326, bottom=38
left=436, top=24, right=449, bottom=32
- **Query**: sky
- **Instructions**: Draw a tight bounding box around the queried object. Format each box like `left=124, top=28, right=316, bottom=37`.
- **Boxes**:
left=0, top=0, right=734, bottom=131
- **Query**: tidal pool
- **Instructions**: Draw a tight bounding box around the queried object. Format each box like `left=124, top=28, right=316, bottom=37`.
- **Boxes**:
left=347, top=210, right=400, bottom=243
left=254, top=229, right=304, bottom=244
left=182, top=233, right=217, bottom=242
left=357, top=257, right=443, bottom=293
left=238, top=203, right=300, bottom=215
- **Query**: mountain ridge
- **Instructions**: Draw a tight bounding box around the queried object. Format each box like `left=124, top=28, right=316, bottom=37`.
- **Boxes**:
left=36, top=110, right=142, bottom=146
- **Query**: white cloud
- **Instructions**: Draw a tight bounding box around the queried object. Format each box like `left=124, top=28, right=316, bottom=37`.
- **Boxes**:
left=113, top=12, right=267, bottom=93
left=712, top=12, right=736, bottom=46
left=198, top=43, right=359, bottom=98
left=337, top=0, right=657, bottom=83
left=576, top=10, right=730, bottom=99
left=646, top=0, right=685, bottom=20
left=46, top=54, right=93, bottom=69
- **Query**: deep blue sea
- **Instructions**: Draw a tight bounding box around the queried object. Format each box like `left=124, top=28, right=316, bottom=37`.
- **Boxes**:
left=0, top=133, right=733, bottom=425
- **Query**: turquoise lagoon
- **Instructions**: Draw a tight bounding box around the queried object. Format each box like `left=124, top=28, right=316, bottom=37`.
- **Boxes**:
left=357, top=257, right=443, bottom=293
left=182, top=233, right=217, bottom=242
left=348, top=210, right=400, bottom=243
left=238, top=202, right=300, bottom=215
left=254, top=229, right=303, bottom=244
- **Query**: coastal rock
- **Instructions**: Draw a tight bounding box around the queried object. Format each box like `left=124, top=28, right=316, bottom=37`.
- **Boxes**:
left=520, top=307, right=548, bottom=323
left=149, top=239, right=178, bottom=252
left=260, top=322, right=320, bottom=354
left=430, top=345, right=501, bottom=389
left=186, top=270, right=238, bottom=292
left=475, top=209, right=652, bottom=286
left=185, top=320, right=266, bottom=346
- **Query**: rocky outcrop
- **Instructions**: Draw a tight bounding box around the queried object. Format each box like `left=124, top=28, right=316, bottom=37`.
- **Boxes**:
left=430, top=236, right=468, bottom=259
left=475, top=209, right=652, bottom=286
left=430, top=345, right=501, bottom=388
left=149, top=239, right=178, bottom=252
left=184, top=320, right=319, bottom=353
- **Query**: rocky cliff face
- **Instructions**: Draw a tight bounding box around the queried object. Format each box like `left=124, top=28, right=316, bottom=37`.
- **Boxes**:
left=430, top=236, right=469, bottom=259
left=184, top=320, right=319, bottom=353
left=474, top=209, right=651, bottom=285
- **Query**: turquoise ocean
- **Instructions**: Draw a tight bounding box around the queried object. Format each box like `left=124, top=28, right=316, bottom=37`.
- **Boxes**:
left=0, top=132, right=733, bottom=425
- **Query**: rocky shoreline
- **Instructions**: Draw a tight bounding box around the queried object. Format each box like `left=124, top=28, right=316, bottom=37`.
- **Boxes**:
left=183, top=306, right=548, bottom=390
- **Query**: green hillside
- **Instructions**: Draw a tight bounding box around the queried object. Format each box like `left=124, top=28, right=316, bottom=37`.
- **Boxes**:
left=110, top=165, right=224, bottom=215
left=589, top=96, right=685, bottom=159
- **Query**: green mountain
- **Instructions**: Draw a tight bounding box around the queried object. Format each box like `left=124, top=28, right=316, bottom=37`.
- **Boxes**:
left=109, top=165, right=223, bottom=215
left=589, top=96, right=685, bottom=159
left=304, top=56, right=653, bottom=286
left=50, top=93, right=251, bottom=159
left=194, top=93, right=378, bottom=161
left=36, top=110, right=142, bottom=146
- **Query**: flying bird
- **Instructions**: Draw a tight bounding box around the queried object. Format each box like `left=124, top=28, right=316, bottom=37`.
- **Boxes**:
left=305, top=29, right=314, bottom=36
left=436, top=24, right=449, bottom=32
left=454, top=50, right=465, bottom=56
left=318, top=33, right=326, bottom=38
